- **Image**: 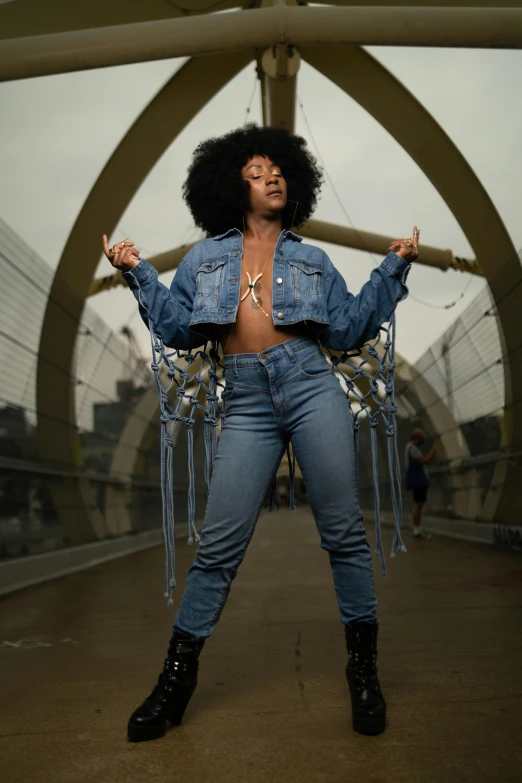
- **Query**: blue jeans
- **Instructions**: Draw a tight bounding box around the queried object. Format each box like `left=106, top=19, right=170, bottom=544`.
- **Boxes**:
left=174, top=337, right=378, bottom=638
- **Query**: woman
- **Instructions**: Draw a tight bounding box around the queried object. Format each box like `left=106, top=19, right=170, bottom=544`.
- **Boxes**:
left=102, top=125, right=418, bottom=743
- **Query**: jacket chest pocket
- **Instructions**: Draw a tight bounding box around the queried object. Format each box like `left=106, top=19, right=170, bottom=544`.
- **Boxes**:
left=196, top=256, right=227, bottom=308
left=288, top=259, right=323, bottom=303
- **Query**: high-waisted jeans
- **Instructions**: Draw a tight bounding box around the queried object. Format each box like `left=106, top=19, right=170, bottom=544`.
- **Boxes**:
left=174, top=336, right=377, bottom=638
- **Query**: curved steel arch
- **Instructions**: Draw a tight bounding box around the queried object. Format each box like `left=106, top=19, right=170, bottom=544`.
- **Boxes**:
left=36, top=50, right=254, bottom=541
left=35, top=34, right=521, bottom=538
left=300, top=44, right=519, bottom=522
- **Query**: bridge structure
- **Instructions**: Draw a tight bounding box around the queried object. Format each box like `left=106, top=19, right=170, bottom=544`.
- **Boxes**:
left=0, top=0, right=521, bottom=554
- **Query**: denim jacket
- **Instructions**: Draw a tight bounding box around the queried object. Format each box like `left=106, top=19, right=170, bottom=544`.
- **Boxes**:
left=123, top=228, right=411, bottom=350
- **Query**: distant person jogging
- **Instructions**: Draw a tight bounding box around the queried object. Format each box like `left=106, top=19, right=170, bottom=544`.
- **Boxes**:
left=405, top=428, right=437, bottom=540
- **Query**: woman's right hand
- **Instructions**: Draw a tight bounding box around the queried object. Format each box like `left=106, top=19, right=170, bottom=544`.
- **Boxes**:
left=102, top=234, right=141, bottom=272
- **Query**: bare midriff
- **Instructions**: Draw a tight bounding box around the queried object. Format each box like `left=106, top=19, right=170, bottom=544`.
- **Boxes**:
left=216, top=257, right=299, bottom=355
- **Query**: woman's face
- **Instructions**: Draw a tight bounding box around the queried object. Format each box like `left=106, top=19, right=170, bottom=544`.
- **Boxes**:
left=241, top=154, right=288, bottom=218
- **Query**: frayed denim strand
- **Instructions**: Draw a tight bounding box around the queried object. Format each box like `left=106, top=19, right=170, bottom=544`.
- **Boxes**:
left=139, top=287, right=405, bottom=602
left=287, top=445, right=296, bottom=513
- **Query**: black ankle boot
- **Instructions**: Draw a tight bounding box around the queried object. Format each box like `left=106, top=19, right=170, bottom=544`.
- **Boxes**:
left=344, top=622, right=386, bottom=736
left=127, top=631, right=205, bottom=743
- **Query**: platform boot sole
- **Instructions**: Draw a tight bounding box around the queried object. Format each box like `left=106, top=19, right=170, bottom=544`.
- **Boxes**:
left=127, top=720, right=167, bottom=743
left=127, top=687, right=194, bottom=743
left=352, top=712, right=386, bottom=736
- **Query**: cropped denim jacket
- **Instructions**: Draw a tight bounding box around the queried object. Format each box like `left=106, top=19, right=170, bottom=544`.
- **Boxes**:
left=123, top=228, right=411, bottom=351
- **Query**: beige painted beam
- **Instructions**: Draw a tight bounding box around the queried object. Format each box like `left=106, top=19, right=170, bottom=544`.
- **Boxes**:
left=311, top=0, right=522, bottom=6
left=261, top=45, right=300, bottom=133
left=264, top=73, right=297, bottom=133
left=1, top=0, right=518, bottom=45
left=2, top=6, right=522, bottom=81
left=89, top=242, right=200, bottom=296
left=300, top=219, right=483, bottom=276
left=88, top=219, right=481, bottom=298
left=0, top=0, right=242, bottom=41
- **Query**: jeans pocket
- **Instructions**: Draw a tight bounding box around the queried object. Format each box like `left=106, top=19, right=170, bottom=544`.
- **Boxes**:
left=297, top=351, right=333, bottom=379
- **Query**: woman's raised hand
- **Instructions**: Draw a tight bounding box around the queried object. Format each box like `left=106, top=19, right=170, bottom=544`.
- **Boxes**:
left=388, top=226, right=420, bottom=261
left=102, top=234, right=141, bottom=272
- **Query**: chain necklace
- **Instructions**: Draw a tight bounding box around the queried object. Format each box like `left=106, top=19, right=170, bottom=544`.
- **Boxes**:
left=223, top=241, right=277, bottom=354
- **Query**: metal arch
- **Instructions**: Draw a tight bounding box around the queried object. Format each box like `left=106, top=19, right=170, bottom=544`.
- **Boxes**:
left=104, top=385, right=159, bottom=537
left=300, top=44, right=521, bottom=523
left=327, top=344, right=479, bottom=519
left=394, top=360, right=482, bottom=520
left=36, top=51, right=254, bottom=543
left=28, top=17, right=521, bottom=533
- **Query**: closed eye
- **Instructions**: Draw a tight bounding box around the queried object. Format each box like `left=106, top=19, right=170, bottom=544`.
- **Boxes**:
left=245, top=173, right=283, bottom=180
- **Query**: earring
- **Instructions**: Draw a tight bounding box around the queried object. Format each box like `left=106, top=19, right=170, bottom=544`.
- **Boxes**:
left=242, top=215, right=246, bottom=233
left=288, top=199, right=299, bottom=229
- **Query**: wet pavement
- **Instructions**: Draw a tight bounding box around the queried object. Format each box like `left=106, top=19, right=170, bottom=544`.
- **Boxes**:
left=1, top=508, right=521, bottom=783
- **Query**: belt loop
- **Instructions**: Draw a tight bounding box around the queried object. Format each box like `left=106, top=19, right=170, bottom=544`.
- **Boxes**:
left=283, top=341, right=296, bottom=362
left=233, top=356, right=239, bottom=378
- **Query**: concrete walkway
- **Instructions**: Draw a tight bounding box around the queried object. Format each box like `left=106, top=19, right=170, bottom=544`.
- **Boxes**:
left=1, top=508, right=521, bottom=783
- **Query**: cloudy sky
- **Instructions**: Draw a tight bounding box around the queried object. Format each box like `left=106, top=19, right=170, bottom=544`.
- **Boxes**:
left=0, top=45, right=521, bottom=363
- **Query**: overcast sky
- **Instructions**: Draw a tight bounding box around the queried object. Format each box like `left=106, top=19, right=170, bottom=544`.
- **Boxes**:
left=0, top=46, right=521, bottom=363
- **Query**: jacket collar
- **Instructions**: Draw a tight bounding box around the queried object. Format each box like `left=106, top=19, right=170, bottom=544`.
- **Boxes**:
left=213, top=227, right=303, bottom=243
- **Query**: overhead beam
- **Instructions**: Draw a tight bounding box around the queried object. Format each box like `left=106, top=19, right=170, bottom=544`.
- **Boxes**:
left=1, top=6, right=522, bottom=81
left=310, top=0, right=522, bottom=6
left=88, top=219, right=481, bottom=297
left=0, top=0, right=243, bottom=41
left=299, top=219, right=483, bottom=276
left=1, top=0, right=518, bottom=45
left=88, top=242, right=200, bottom=296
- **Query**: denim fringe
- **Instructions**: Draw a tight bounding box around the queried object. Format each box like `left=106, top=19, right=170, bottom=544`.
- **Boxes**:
left=287, top=444, right=296, bottom=513
left=140, top=287, right=404, bottom=601
left=268, top=478, right=278, bottom=512
left=328, top=313, right=407, bottom=577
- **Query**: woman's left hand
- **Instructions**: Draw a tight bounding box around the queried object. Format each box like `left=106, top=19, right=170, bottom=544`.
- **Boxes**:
left=388, top=226, right=420, bottom=261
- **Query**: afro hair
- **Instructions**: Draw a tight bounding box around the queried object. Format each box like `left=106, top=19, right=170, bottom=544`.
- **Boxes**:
left=182, top=125, right=323, bottom=237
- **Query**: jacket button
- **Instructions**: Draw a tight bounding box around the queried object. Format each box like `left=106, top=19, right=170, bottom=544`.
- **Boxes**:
left=276, top=277, right=283, bottom=285
left=277, top=312, right=284, bottom=320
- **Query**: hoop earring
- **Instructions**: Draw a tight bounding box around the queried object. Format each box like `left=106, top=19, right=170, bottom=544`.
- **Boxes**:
left=288, top=199, right=299, bottom=229
left=242, top=215, right=246, bottom=234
